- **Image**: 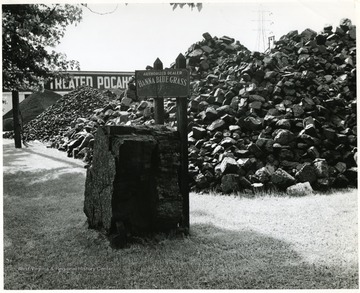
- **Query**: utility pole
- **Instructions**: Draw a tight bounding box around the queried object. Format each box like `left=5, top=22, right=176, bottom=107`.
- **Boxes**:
left=12, top=90, right=22, bottom=148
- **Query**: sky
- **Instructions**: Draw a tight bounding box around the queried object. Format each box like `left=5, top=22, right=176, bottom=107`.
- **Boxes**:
left=51, top=0, right=357, bottom=72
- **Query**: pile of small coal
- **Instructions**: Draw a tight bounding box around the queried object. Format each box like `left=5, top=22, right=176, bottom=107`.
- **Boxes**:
left=3, top=90, right=62, bottom=131
left=15, top=80, right=158, bottom=161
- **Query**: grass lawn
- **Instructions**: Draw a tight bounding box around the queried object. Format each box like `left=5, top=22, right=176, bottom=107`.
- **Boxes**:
left=2, top=139, right=359, bottom=289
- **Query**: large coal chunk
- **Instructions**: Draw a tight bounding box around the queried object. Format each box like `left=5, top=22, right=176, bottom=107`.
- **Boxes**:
left=84, top=125, right=183, bottom=247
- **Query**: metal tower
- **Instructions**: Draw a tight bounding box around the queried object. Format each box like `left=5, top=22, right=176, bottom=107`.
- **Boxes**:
left=252, top=4, right=274, bottom=52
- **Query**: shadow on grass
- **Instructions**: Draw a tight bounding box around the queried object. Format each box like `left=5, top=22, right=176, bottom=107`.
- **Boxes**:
left=21, top=147, right=84, bottom=169
left=2, top=141, right=84, bottom=169
left=3, top=168, right=86, bottom=199
left=3, top=164, right=89, bottom=291
left=4, top=214, right=359, bottom=289
left=186, top=223, right=358, bottom=289
left=3, top=141, right=86, bottom=200
left=3, top=142, right=358, bottom=289
left=2, top=148, right=34, bottom=168
left=3, top=166, right=86, bottom=237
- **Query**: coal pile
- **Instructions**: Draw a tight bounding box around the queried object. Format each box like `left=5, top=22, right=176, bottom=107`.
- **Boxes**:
left=185, top=19, right=357, bottom=193
left=12, top=83, right=156, bottom=161
left=3, top=89, right=62, bottom=131
left=4, top=18, right=356, bottom=194
left=22, top=87, right=117, bottom=142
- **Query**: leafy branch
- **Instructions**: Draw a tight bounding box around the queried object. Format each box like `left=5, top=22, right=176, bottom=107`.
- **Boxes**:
left=170, top=3, right=203, bottom=12
left=2, top=4, right=83, bottom=91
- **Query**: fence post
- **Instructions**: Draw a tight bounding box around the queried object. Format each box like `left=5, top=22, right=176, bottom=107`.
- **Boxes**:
left=175, top=53, right=189, bottom=233
left=153, top=58, right=164, bottom=124
left=12, top=90, right=22, bottom=148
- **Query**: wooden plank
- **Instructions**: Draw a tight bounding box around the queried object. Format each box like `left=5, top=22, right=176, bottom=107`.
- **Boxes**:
left=153, top=58, right=164, bottom=125
left=175, top=53, right=189, bottom=233
left=12, top=91, right=22, bottom=148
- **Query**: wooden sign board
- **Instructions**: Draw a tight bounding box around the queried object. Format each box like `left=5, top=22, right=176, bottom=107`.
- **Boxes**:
left=44, top=71, right=134, bottom=91
left=135, top=69, right=189, bottom=98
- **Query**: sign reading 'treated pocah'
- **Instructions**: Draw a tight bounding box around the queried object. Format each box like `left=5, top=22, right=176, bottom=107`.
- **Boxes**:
left=44, top=71, right=134, bottom=91
left=135, top=69, right=189, bottom=98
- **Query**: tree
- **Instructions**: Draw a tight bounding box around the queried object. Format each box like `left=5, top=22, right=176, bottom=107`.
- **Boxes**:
left=2, top=4, right=83, bottom=91
left=170, top=3, right=203, bottom=11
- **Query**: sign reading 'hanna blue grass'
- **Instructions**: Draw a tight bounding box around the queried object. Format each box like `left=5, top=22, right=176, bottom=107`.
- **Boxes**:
left=135, top=69, right=189, bottom=98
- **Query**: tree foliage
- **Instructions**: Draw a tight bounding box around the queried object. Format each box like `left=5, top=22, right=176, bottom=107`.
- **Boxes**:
left=2, top=4, right=83, bottom=91
left=170, top=3, right=203, bottom=12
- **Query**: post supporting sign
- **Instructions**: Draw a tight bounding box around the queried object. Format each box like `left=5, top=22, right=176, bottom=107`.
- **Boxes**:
left=152, top=58, right=164, bottom=124
left=174, top=54, right=189, bottom=232
left=135, top=53, right=190, bottom=233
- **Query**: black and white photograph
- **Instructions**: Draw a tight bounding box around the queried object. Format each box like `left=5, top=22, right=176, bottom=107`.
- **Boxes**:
left=1, top=0, right=358, bottom=290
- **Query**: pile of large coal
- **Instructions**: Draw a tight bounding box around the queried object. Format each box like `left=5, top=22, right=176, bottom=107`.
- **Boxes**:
left=185, top=19, right=357, bottom=193
left=5, top=18, right=356, bottom=194
left=2, top=90, right=62, bottom=131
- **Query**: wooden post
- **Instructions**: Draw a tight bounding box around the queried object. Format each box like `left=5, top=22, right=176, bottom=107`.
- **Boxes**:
left=12, top=90, right=22, bottom=148
left=153, top=58, right=164, bottom=125
left=175, top=53, right=189, bottom=232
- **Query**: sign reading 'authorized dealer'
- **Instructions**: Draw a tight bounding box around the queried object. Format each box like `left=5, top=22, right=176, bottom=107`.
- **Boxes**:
left=135, top=69, right=189, bottom=98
